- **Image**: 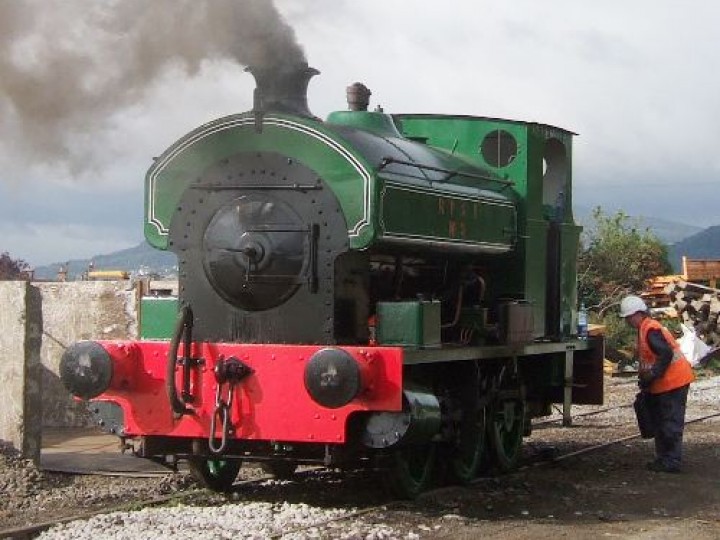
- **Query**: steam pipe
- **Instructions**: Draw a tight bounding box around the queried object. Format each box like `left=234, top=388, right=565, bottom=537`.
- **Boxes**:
left=167, top=306, right=193, bottom=418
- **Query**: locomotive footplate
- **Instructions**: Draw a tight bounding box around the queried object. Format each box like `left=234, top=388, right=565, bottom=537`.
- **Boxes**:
left=402, top=337, right=604, bottom=408
left=401, top=338, right=597, bottom=365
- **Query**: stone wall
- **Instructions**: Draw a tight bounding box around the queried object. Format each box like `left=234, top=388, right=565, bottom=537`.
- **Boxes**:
left=36, top=281, right=138, bottom=427
left=0, top=279, right=180, bottom=456
left=0, top=282, right=43, bottom=462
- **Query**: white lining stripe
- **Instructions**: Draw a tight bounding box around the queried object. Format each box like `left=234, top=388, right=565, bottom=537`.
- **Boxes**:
left=383, top=181, right=514, bottom=208
left=146, top=116, right=371, bottom=239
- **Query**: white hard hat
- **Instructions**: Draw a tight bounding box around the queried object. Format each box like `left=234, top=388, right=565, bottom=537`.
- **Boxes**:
left=619, top=295, right=648, bottom=318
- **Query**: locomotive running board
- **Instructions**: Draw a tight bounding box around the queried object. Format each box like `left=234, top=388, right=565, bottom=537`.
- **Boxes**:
left=402, top=337, right=605, bottom=411
left=401, top=338, right=596, bottom=365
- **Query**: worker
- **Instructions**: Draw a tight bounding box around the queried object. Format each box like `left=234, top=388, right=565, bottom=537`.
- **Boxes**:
left=620, top=295, right=695, bottom=473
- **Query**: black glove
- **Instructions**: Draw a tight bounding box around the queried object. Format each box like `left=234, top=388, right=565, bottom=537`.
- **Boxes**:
left=638, top=370, right=654, bottom=390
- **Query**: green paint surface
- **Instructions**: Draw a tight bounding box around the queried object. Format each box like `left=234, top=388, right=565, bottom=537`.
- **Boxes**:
left=380, top=183, right=516, bottom=249
left=144, top=113, right=376, bottom=250
left=140, top=297, right=178, bottom=340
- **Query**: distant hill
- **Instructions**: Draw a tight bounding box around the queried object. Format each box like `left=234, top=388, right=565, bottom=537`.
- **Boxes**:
left=636, top=217, right=705, bottom=246
left=573, top=205, right=719, bottom=272
left=669, top=225, right=720, bottom=272
left=33, top=241, right=177, bottom=280
left=573, top=205, right=703, bottom=245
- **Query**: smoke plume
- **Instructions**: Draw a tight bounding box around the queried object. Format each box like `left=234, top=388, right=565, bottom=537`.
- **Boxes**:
left=0, top=0, right=306, bottom=169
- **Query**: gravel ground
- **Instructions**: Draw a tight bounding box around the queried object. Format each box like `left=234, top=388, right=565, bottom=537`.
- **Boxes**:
left=2, top=371, right=720, bottom=539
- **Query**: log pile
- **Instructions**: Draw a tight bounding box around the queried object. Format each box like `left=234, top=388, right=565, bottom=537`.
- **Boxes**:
left=666, top=280, right=720, bottom=347
left=642, top=274, right=683, bottom=308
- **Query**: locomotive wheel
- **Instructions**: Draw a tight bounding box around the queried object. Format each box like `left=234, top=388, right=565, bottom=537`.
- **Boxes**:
left=188, top=457, right=242, bottom=492
left=488, top=399, right=525, bottom=472
left=260, top=460, right=298, bottom=479
left=450, top=406, right=488, bottom=484
left=447, top=363, right=486, bottom=484
left=383, top=444, right=436, bottom=499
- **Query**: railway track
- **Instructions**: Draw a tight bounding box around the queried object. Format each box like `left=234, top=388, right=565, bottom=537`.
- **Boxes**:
left=266, top=410, right=720, bottom=540
left=529, top=410, right=720, bottom=465
left=532, top=403, right=632, bottom=428
left=4, top=406, right=720, bottom=539
left=0, top=474, right=273, bottom=540
left=533, top=381, right=720, bottom=428
left=263, top=409, right=720, bottom=540
left=0, top=489, right=204, bottom=540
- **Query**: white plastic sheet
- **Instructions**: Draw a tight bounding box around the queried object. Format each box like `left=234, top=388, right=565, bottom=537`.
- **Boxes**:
left=678, top=323, right=711, bottom=367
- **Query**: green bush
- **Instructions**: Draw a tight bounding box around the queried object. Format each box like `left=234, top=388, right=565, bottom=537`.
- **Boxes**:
left=578, top=208, right=672, bottom=315
left=597, top=311, right=636, bottom=353
left=578, top=207, right=673, bottom=357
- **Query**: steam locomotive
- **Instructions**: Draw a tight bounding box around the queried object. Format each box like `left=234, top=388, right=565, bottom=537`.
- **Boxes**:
left=60, top=64, right=603, bottom=498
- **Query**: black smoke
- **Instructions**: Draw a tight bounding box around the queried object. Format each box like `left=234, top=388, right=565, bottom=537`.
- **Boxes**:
left=0, top=0, right=306, bottom=168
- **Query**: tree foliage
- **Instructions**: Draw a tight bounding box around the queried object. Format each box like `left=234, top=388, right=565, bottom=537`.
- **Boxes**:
left=0, top=251, right=30, bottom=280
left=578, top=207, right=672, bottom=315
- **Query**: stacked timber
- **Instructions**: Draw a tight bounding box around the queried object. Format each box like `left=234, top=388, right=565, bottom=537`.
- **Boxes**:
left=682, top=257, right=720, bottom=289
left=665, top=280, right=720, bottom=347
left=642, top=274, right=683, bottom=309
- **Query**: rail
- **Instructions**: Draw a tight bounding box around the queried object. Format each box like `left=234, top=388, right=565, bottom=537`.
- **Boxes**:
left=5, top=409, right=720, bottom=539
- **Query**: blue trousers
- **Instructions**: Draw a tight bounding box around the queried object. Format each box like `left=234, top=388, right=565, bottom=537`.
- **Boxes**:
left=647, top=384, right=690, bottom=469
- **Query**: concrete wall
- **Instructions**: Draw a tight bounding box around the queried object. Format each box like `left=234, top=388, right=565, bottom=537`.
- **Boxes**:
left=0, top=279, right=176, bottom=454
left=0, top=282, right=42, bottom=462
left=37, top=281, right=138, bottom=427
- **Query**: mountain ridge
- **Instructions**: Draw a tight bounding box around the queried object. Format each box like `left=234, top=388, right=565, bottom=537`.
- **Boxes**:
left=33, top=241, right=177, bottom=280
left=668, top=225, right=720, bottom=272
left=572, top=205, right=703, bottom=245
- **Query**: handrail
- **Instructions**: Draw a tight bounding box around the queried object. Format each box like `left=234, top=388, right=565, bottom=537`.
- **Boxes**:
left=167, top=306, right=193, bottom=418
left=378, top=156, right=514, bottom=188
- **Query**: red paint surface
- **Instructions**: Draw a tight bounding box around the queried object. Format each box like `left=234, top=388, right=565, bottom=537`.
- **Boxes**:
left=95, top=341, right=404, bottom=444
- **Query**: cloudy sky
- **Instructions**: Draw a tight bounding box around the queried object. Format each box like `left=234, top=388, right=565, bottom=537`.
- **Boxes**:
left=1, top=0, right=718, bottom=267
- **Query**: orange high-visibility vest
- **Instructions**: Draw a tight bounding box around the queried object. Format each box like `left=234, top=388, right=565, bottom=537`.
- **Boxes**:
left=638, top=318, right=694, bottom=394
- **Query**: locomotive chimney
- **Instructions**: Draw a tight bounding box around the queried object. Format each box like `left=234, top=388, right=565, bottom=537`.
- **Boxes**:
left=246, top=63, right=320, bottom=119
left=346, top=82, right=372, bottom=112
